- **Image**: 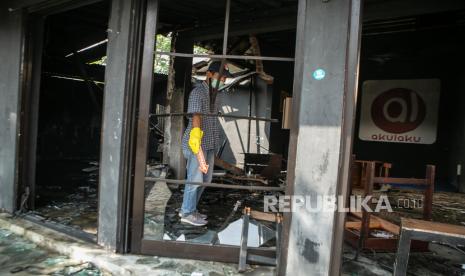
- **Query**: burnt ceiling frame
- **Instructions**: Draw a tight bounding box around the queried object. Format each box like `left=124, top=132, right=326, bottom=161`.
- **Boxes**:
left=154, top=0, right=296, bottom=62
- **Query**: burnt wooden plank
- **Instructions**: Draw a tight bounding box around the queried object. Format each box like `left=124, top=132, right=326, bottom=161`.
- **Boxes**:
left=423, top=165, right=435, bottom=220
left=214, top=157, right=244, bottom=175
left=373, top=177, right=428, bottom=185
left=402, top=217, right=465, bottom=238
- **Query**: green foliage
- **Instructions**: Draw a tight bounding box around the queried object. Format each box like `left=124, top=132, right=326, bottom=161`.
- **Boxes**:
left=154, top=34, right=172, bottom=75
left=194, top=45, right=209, bottom=55
left=87, top=34, right=209, bottom=75
left=88, top=56, right=107, bottom=66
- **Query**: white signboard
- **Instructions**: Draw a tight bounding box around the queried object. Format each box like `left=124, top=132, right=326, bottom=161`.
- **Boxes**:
left=359, top=79, right=440, bottom=144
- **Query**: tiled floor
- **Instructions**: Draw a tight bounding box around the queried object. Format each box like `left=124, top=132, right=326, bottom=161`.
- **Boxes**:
left=0, top=228, right=106, bottom=275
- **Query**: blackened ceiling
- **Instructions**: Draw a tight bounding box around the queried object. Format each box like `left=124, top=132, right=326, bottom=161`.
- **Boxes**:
left=37, top=0, right=465, bottom=64
left=42, top=0, right=110, bottom=63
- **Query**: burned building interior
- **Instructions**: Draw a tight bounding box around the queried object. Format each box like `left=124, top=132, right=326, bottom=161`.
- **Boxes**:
left=16, top=0, right=465, bottom=274
left=24, top=1, right=110, bottom=240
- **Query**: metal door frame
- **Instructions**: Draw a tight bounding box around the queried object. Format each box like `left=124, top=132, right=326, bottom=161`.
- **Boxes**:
left=129, top=0, right=293, bottom=262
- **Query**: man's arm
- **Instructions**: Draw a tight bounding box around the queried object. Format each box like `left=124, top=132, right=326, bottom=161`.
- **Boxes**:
left=187, top=89, right=204, bottom=154
left=189, top=114, right=203, bottom=154
left=192, top=114, right=201, bottom=128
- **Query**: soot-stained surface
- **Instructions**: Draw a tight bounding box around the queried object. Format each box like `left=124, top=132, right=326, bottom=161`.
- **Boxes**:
left=31, top=160, right=99, bottom=235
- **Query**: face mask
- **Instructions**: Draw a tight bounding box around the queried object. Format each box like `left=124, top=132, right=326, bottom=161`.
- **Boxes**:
left=211, top=78, right=225, bottom=89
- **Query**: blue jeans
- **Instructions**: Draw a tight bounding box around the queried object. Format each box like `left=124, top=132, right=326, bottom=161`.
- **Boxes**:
left=180, top=148, right=215, bottom=216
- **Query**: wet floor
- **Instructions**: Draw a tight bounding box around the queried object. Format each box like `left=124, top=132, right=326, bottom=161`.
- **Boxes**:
left=0, top=228, right=105, bottom=276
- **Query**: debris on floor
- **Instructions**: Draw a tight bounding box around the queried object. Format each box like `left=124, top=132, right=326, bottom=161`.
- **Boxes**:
left=0, top=228, right=106, bottom=275
left=30, top=160, right=99, bottom=235
left=0, top=213, right=276, bottom=276
left=143, top=162, right=281, bottom=246
left=342, top=242, right=465, bottom=276
left=375, top=190, right=465, bottom=226
left=144, top=184, right=279, bottom=246
left=344, top=188, right=465, bottom=275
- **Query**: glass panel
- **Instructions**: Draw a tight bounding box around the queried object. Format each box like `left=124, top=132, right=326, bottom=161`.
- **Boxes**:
left=141, top=0, right=297, bottom=249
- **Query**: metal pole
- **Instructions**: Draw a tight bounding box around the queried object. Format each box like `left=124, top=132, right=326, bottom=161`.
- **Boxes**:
left=223, top=0, right=231, bottom=55
left=130, top=0, right=159, bottom=253
left=149, top=112, right=279, bottom=122
left=247, top=76, right=253, bottom=153
left=155, top=51, right=294, bottom=62
left=144, top=177, right=285, bottom=191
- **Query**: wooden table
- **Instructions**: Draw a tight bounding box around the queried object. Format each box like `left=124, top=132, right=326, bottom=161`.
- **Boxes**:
left=393, top=217, right=465, bottom=275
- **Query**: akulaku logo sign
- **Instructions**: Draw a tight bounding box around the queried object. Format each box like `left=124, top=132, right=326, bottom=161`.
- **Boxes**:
left=359, top=79, right=440, bottom=144
left=371, top=88, right=426, bottom=133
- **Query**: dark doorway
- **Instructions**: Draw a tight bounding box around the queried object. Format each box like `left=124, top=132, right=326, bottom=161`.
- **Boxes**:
left=20, top=1, right=110, bottom=240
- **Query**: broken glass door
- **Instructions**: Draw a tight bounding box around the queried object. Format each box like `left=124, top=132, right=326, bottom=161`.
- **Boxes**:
left=131, top=0, right=297, bottom=262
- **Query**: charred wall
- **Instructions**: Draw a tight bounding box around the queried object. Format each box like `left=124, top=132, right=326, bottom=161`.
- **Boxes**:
left=353, top=11, right=465, bottom=189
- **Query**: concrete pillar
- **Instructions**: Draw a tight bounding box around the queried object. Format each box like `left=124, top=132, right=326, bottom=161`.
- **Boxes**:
left=163, top=34, right=193, bottom=179
left=280, top=0, right=362, bottom=275
left=98, top=0, right=143, bottom=251
left=0, top=6, right=24, bottom=212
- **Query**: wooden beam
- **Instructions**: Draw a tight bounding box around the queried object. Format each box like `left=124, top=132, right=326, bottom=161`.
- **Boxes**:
left=373, top=177, right=427, bottom=185
left=250, top=210, right=278, bottom=222
left=345, top=221, right=381, bottom=230
left=214, top=157, right=244, bottom=175
left=162, top=34, right=193, bottom=179
left=350, top=212, right=400, bottom=235
left=401, top=217, right=465, bottom=238
left=423, top=165, right=435, bottom=220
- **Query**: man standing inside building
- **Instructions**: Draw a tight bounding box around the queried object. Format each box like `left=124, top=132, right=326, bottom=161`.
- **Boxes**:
left=180, top=61, right=232, bottom=226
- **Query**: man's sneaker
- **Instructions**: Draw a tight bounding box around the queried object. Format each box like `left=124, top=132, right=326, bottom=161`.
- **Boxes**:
left=180, top=213, right=207, bottom=226
left=179, top=211, right=207, bottom=220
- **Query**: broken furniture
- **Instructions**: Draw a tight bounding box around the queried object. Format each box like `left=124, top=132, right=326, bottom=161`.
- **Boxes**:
left=214, top=157, right=244, bottom=175
left=244, top=153, right=283, bottom=180
left=238, top=207, right=282, bottom=272
left=350, top=156, right=392, bottom=189
left=393, top=217, right=465, bottom=276
left=345, top=161, right=435, bottom=251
